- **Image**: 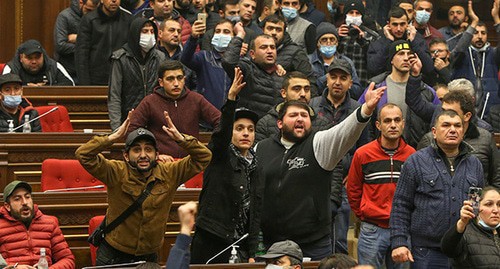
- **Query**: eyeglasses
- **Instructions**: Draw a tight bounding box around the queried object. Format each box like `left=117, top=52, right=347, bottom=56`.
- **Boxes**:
left=164, top=75, right=185, bottom=82
left=319, top=37, right=337, bottom=44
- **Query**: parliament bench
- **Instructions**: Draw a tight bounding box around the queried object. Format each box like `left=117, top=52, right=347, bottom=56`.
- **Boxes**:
left=23, top=86, right=111, bottom=133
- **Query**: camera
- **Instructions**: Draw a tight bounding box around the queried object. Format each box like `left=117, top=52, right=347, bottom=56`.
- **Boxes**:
left=348, top=25, right=360, bottom=37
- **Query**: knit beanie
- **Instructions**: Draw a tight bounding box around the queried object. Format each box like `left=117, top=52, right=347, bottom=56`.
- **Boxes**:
left=388, top=39, right=412, bottom=61
left=315, top=22, right=338, bottom=44
left=344, top=0, right=365, bottom=16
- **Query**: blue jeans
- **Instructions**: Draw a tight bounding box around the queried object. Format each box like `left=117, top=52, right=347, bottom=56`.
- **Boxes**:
left=357, top=222, right=405, bottom=269
left=411, top=247, right=451, bottom=269
left=332, top=189, right=350, bottom=254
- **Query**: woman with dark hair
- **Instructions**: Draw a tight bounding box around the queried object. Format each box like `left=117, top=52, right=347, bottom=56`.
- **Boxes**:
left=441, top=186, right=500, bottom=268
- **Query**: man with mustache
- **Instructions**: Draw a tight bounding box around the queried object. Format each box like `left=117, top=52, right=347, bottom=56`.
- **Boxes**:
left=256, top=81, right=385, bottom=260
left=76, top=109, right=212, bottom=265
left=390, top=109, right=484, bottom=268
left=0, top=181, right=75, bottom=268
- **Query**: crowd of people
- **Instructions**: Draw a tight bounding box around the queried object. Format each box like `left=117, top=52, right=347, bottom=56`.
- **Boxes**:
left=0, top=0, right=499, bottom=268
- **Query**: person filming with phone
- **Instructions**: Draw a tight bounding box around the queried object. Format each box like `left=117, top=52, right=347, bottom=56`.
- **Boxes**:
left=441, top=186, right=500, bottom=268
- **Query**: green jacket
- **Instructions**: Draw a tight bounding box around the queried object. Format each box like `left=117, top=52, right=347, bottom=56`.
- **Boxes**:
left=75, top=134, right=211, bottom=255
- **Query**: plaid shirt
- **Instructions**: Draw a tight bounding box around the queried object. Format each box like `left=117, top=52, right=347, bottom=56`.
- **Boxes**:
left=339, top=28, right=379, bottom=88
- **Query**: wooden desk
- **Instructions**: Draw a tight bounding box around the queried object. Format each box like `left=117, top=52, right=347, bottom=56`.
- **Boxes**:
left=0, top=189, right=201, bottom=269
left=23, top=86, right=110, bottom=132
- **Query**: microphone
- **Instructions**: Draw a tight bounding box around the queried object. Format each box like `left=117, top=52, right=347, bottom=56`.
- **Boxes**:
left=9, top=106, right=59, bottom=133
left=205, top=233, right=249, bottom=264
left=480, top=92, right=490, bottom=120
left=44, top=185, right=105, bottom=192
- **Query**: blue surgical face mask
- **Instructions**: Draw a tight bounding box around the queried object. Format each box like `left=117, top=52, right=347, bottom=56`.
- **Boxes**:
left=211, top=34, right=232, bottom=52
left=2, top=95, right=22, bottom=109
left=319, top=45, right=337, bottom=58
left=281, top=7, right=298, bottom=21
left=327, top=2, right=335, bottom=14
left=226, top=15, right=240, bottom=23
left=415, top=10, right=430, bottom=25
left=478, top=216, right=500, bottom=231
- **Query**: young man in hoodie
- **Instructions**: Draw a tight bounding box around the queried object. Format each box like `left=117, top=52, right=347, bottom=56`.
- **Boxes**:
left=128, top=60, right=220, bottom=160
left=3, top=40, right=74, bottom=86
left=108, top=18, right=166, bottom=131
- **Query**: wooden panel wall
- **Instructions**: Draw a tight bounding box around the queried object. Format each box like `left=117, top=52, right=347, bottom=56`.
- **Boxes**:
left=0, top=0, right=497, bottom=62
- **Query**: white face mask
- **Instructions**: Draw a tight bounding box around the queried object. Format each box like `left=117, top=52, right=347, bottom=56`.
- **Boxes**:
left=139, top=33, right=156, bottom=52
left=265, top=265, right=284, bottom=269
left=345, top=15, right=362, bottom=26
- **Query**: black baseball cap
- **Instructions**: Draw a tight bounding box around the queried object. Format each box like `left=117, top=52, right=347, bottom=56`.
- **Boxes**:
left=125, top=128, right=157, bottom=151
left=0, top=73, right=22, bottom=88
left=327, top=58, right=353, bottom=75
left=235, top=107, right=259, bottom=125
left=18, top=39, right=43, bottom=55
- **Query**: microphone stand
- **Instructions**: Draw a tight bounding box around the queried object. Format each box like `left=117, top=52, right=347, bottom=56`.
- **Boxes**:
left=9, top=106, right=59, bottom=133
left=205, top=233, right=249, bottom=264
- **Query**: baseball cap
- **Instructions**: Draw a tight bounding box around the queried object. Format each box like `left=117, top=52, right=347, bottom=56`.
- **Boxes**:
left=327, top=58, right=353, bottom=75
left=0, top=73, right=22, bottom=88
left=125, top=128, right=157, bottom=151
left=4, top=181, right=32, bottom=202
left=18, top=39, right=43, bottom=55
left=257, top=240, right=303, bottom=261
left=235, top=107, right=259, bottom=125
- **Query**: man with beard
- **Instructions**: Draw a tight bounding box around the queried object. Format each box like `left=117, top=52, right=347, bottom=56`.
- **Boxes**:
left=222, top=30, right=284, bottom=118
left=256, top=81, right=386, bottom=260
left=3, top=40, right=74, bottom=86
left=190, top=0, right=219, bottom=30
left=174, top=0, right=196, bottom=23
left=451, top=0, right=500, bottom=117
left=0, top=181, right=75, bottom=268
left=76, top=111, right=212, bottom=265
left=439, top=5, right=468, bottom=51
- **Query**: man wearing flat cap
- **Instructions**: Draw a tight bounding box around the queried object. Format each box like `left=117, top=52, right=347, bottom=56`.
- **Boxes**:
left=76, top=111, right=211, bottom=265
left=3, top=39, right=74, bottom=86
left=0, top=181, right=75, bottom=268
left=0, top=73, right=41, bottom=133
left=359, top=39, right=439, bottom=148
left=258, top=240, right=303, bottom=269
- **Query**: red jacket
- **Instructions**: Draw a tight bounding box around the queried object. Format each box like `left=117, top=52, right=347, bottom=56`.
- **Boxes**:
left=347, top=138, right=415, bottom=228
left=0, top=205, right=75, bottom=268
left=128, top=87, right=221, bottom=158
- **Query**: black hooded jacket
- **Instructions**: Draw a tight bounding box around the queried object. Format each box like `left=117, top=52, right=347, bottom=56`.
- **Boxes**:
left=75, top=5, right=132, bottom=85
left=53, top=0, right=82, bottom=77
left=5, top=41, right=74, bottom=86
left=108, top=17, right=166, bottom=130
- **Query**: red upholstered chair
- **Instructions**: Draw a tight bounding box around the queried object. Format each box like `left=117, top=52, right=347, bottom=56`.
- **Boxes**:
left=41, top=159, right=105, bottom=192
left=173, top=158, right=204, bottom=188
left=34, top=105, right=74, bottom=132
left=0, top=63, right=5, bottom=74
left=184, top=171, right=204, bottom=188
left=88, top=215, right=105, bottom=266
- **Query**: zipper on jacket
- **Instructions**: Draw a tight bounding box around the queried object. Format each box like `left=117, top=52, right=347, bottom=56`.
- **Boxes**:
left=278, top=149, right=288, bottom=190
left=390, top=155, right=394, bottom=183
left=174, top=100, right=178, bottom=107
